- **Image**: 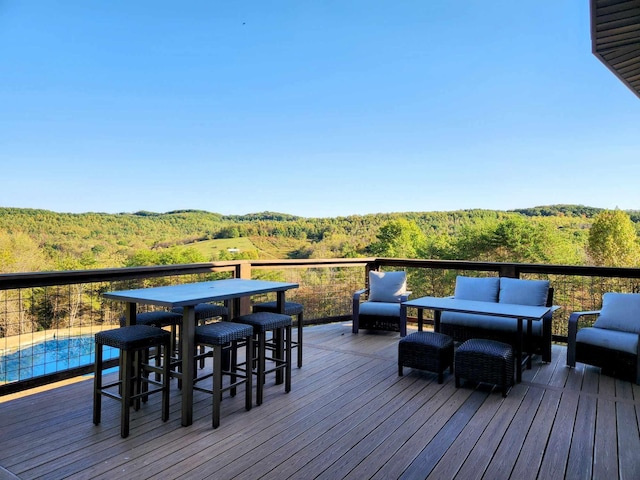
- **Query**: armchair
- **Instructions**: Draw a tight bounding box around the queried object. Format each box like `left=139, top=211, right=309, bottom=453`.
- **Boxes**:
left=352, top=270, right=410, bottom=337
left=567, top=292, right=640, bottom=384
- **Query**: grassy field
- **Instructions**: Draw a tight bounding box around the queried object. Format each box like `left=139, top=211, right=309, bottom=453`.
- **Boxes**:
left=188, top=236, right=308, bottom=260
left=248, top=236, right=308, bottom=259
left=189, top=237, right=257, bottom=259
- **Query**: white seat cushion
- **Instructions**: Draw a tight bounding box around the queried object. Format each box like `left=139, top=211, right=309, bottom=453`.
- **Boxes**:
left=441, top=311, right=544, bottom=335
left=577, top=326, right=638, bottom=355
left=359, top=301, right=401, bottom=317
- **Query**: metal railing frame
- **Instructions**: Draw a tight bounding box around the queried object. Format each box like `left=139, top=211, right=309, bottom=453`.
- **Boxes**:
left=1, top=258, right=640, bottom=395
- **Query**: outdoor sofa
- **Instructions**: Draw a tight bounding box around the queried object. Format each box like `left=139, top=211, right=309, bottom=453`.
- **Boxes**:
left=438, top=276, right=554, bottom=363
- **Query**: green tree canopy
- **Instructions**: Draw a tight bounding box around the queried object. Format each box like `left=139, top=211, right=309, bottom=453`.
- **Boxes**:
left=367, top=219, right=426, bottom=258
left=446, top=216, right=583, bottom=264
left=587, top=209, right=639, bottom=266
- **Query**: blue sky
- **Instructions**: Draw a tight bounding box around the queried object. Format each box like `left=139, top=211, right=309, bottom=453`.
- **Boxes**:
left=1, top=1, right=639, bottom=218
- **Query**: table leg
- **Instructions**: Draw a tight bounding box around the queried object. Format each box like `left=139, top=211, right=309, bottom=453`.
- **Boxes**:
left=401, top=304, right=408, bottom=331
left=526, top=319, right=533, bottom=370
left=516, top=317, right=523, bottom=382
left=418, top=309, right=424, bottom=331
left=123, top=302, right=137, bottom=401
left=125, top=302, right=136, bottom=325
left=181, top=305, right=196, bottom=426
left=275, top=291, right=285, bottom=384
left=277, top=291, right=285, bottom=313
left=434, top=310, right=441, bottom=332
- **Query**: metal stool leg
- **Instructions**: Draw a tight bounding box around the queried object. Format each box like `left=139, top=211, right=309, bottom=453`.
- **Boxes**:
left=121, top=349, right=133, bottom=438
left=297, top=311, right=303, bottom=368
left=286, top=324, right=292, bottom=393
left=93, top=342, right=103, bottom=426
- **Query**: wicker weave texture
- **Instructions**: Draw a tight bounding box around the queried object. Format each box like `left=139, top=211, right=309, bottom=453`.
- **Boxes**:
left=234, top=312, right=292, bottom=333
left=253, top=301, right=304, bottom=316
left=95, top=325, right=171, bottom=350
left=172, top=303, right=229, bottom=321
left=360, top=315, right=401, bottom=333
left=195, top=321, right=253, bottom=345
left=398, top=332, right=454, bottom=383
left=576, top=341, right=638, bottom=382
left=119, top=310, right=183, bottom=328
left=440, top=321, right=550, bottom=363
left=455, top=338, right=514, bottom=396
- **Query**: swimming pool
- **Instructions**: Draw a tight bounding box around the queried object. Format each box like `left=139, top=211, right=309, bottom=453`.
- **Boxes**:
left=0, top=335, right=119, bottom=383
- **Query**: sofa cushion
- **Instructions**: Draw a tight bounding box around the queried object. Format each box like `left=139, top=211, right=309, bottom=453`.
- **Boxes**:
left=576, top=326, right=638, bottom=355
left=593, top=293, right=640, bottom=333
left=368, top=270, right=407, bottom=303
left=499, top=278, right=549, bottom=306
left=359, top=301, right=401, bottom=317
left=440, top=311, right=544, bottom=336
left=453, top=276, right=499, bottom=302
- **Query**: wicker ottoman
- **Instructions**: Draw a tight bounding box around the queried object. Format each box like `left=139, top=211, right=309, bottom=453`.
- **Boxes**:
left=398, top=331, right=454, bottom=383
left=455, top=339, right=514, bottom=397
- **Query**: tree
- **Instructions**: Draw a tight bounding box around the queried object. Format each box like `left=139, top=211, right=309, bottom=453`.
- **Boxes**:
left=0, top=230, right=51, bottom=273
left=587, top=210, right=639, bottom=266
left=367, top=219, right=426, bottom=258
left=448, top=216, right=584, bottom=264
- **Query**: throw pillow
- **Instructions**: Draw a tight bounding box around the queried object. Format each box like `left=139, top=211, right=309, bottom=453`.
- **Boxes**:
left=368, top=270, right=407, bottom=303
left=454, top=276, right=500, bottom=302
left=498, top=278, right=549, bottom=306
left=594, top=292, right=640, bottom=333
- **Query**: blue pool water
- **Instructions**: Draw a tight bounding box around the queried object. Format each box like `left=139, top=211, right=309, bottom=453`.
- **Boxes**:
left=0, top=335, right=119, bottom=383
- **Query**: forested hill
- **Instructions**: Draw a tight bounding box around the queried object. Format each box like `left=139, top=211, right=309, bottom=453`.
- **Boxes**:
left=0, top=204, right=634, bottom=272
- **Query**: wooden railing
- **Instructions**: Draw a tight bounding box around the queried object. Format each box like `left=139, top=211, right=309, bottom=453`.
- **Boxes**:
left=2, top=258, right=640, bottom=395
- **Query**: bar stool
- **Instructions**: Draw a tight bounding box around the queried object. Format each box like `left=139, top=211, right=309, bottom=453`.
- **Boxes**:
left=233, top=312, right=292, bottom=405
left=122, top=310, right=183, bottom=381
left=121, top=310, right=183, bottom=354
left=93, top=325, right=171, bottom=438
left=172, top=303, right=229, bottom=368
left=172, top=303, right=229, bottom=323
left=194, top=321, right=253, bottom=428
left=253, top=301, right=304, bottom=367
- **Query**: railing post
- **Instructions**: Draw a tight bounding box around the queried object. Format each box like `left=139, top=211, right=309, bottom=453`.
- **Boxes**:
left=365, top=262, right=377, bottom=289
left=236, top=261, right=252, bottom=314
left=499, top=265, right=518, bottom=278
left=235, top=261, right=252, bottom=280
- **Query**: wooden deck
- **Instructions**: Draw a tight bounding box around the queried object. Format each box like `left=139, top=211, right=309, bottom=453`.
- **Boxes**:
left=1, top=322, right=639, bottom=480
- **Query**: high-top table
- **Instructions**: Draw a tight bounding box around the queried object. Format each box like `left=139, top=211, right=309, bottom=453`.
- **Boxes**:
left=401, top=296, right=559, bottom=382
left=103, top=278, right=299, bottom=426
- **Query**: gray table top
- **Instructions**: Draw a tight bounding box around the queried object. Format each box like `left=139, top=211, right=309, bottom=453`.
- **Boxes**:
left=402, top=296, right=559, bottom=320
left=103, top=278, right=299, bottom=308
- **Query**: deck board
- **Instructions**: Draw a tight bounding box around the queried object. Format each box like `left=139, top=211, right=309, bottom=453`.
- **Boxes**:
left=1, top=322, right=640, bottom=479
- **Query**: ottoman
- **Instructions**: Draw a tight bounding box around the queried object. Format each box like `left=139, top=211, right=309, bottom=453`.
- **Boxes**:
left=398, top=331, right=454, bottom=383
left=455, top=339, right=514, bottom=397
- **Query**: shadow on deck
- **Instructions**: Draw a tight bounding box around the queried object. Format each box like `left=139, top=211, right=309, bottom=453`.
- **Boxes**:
left=1, top=322, right=639, bottom=479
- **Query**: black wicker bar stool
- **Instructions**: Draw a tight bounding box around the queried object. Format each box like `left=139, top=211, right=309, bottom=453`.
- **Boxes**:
left=398, top=331, right=454, bottom=384
left=122, top=310, right=183, bottom=381
left=172, top=303, right=230, bottom=368
left=253, top=301, right=304, bottom=368
left=172, top=303, right=229, bottom=324
left=455, top=338, right=514, bottom=397
left=93, top=325, right=171, bottom=438
left=122, top=310, right=183, bottom=355
left=233, top=311, right=292, bottom=405
left=194, top=321, right=253, bottom=428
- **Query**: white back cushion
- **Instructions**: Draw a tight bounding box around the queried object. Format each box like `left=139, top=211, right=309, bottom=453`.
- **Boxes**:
left=594, top=292, right=640, bottom=333
left=454, top=276, right=499, bottom=302
left=368, top=270, right=407, bottom=303
left=499, top=278, right=549, bottom=306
